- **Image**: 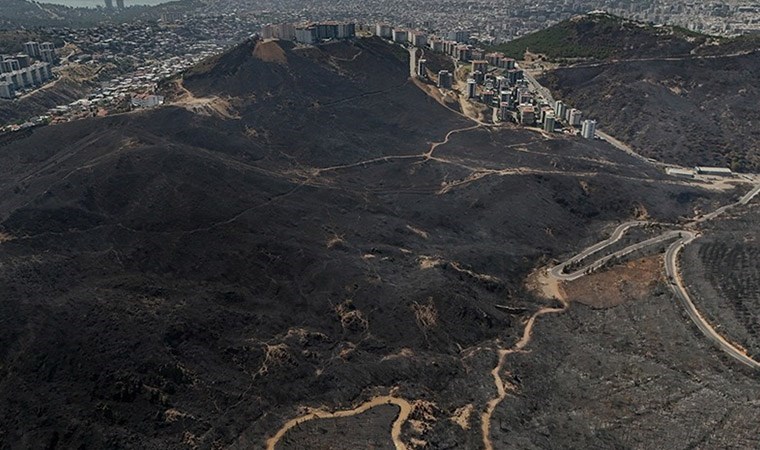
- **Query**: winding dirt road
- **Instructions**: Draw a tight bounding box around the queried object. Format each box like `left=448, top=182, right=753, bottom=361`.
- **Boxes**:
left=480, top=299, right=568, bottom=450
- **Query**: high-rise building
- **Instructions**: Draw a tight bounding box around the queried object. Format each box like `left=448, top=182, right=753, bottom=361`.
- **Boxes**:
left=554, top=101, right=566, bottom=121
left=506, top=68, right=523, bottom=85
left=518, top=104, right=535, bottom=125
left=581, top=119, right=597, bottom=139
left=437, top=70, right=452, bottom=89
left=499, top=102, right=511, bottom=121
left=23, top=42, right=40, bottom=58
left=568, top=109, right=583, bottom=126
left=375, top=24, right=393, bottom=39
left=466, top=78, right=477, bottom=99
left=14, top=54, right=31, bottom=68
left=0, top=81, right=14, bottom=99
left=116, top=0, right=124, bottom=9
left=417, top=59, right=427, bottom=78
left=544, top=115, right=556, bottom=132
left=40, top=49, right=56, bottom=63
left=471, top=60, right=487, bottom=74
left=448, top=30, right=469, bottom=43
left=429, top=39, right=443, bottom=52
left=392, top=29, right=408, bottom=44
left=104, top=0, right=113, bottom=9
left=0, top=59, right=20, bottom=73
left=295, top=26, right=317, bottom=44
left=411, top=32, right=427, bottom=48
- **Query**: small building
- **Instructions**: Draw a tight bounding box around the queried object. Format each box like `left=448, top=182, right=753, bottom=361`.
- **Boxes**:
left=666, top=168, right=696, bottom=178
left=695, top=166, right=733, bottom=176
left=131, top=94, right=164, bottom=108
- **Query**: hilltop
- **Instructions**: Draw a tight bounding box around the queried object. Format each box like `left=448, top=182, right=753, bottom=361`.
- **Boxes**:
left=491, top=12, right=749, bottom=61
left=0, top=36, right=755, bottom=450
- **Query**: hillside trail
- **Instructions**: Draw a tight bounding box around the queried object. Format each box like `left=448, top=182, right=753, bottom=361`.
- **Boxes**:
left=480, top=298, right=569, bottom=450
left=263, top=296, right=571, bottom=450
left=265, top=395, right=412, bottom=450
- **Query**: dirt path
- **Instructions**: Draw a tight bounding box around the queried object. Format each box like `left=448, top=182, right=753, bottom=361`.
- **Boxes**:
left=480, top=299, right=569, bottom=450
left=265, top=395, right=412, bottom=450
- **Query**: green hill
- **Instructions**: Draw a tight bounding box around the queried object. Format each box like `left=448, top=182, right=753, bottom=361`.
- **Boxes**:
left=491, top=12, right=717, bottom=61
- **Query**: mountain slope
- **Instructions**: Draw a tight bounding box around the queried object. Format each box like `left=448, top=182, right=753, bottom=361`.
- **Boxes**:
left=541, top=43, right=760, bottom=171
left=0, top=37, right=744, bottom=449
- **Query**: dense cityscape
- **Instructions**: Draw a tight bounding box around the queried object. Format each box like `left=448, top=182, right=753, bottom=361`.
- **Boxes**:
left=1, top=0, right=759, bottom=133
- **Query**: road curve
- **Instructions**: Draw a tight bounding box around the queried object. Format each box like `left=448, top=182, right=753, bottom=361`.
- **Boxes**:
left=665, top=233, right=760, bottom=369
left=546, top=180, right=760, bottom=369
left=550, top=221, right=647, bottom=280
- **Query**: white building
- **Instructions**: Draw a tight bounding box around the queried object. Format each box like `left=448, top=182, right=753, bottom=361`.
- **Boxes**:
left=554, top=100, right=566, bottom=120
left=131, top=94, right=164, bottom=108
left=466, top=78, right=477, bottom=98
left=294, top=27, right=316, bottom=44
left=375, top=24, right=393, bottom=39
left=568, top=108, right=583, bottom=126
left=581, top=119, right=596, bottom=139
left=695, top=166, right=733, bottom=176
left=666, top=168, right=696, bottom=178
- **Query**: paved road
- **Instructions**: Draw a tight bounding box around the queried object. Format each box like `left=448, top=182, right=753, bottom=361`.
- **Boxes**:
left=408, top=47, right=417, bottom=78
left=568, top=48, right=759, bottom=69
left=548, top=180, right=760, bottom=369
left=518, top=66, right=555, bottom=105
left=665, top=232, right=760, bottom=369
left=553, top=227, right=680, bottom=281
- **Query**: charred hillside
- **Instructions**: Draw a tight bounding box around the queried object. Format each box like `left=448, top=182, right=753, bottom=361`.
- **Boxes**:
left=0, top=37, right=742, bottom=449
left=541, top=44, right=760, bottom=171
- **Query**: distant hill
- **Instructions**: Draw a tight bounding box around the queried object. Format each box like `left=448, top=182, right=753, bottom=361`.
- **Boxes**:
left=536, top=20, right=760, bottom=172
left=492, top=12, right=734, bottom=61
